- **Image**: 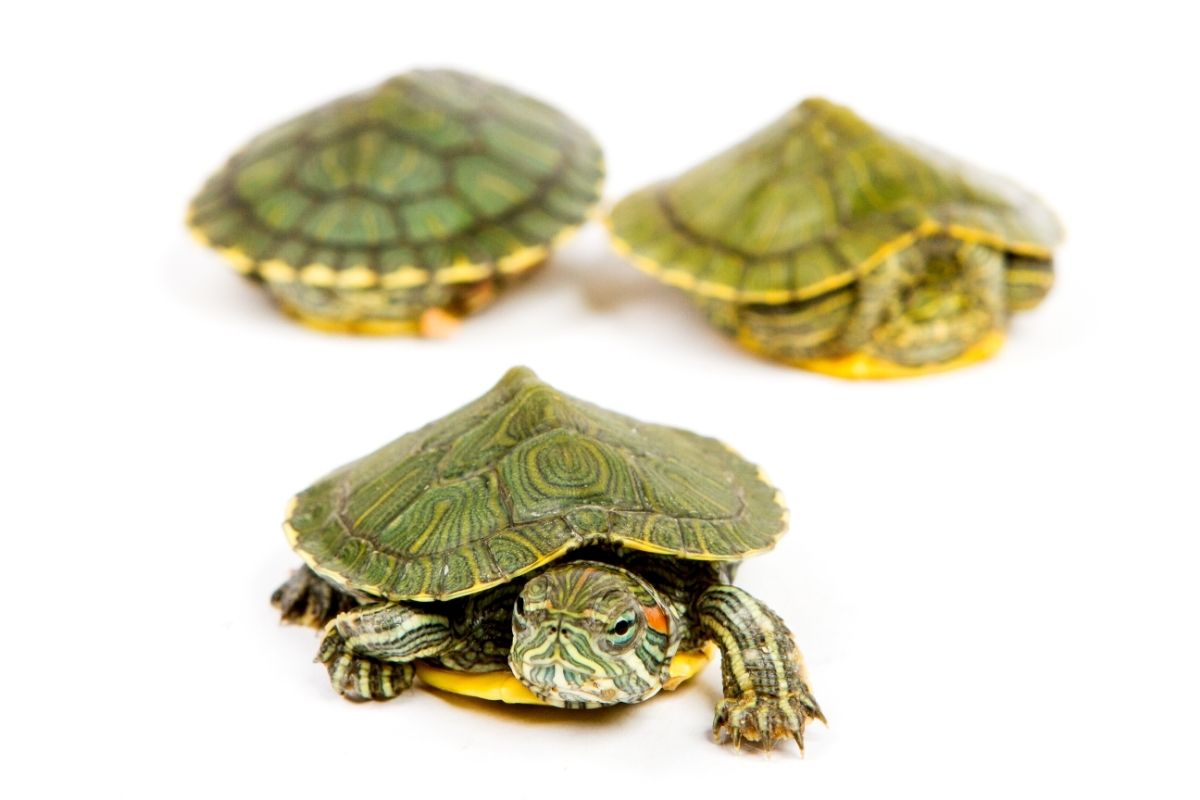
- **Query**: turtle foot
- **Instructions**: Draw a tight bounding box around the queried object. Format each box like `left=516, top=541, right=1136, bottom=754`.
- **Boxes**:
left=317, top=624, right=414, bottom=702
left=271, top=566, right=357, bottom=629
left=713, top=686, right=825, bottom=752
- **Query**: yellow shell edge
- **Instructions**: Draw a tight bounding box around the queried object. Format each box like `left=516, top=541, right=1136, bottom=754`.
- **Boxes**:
left=414, top=643, right=718, bottom=706
left=187, top=181, right=601, bottom=289
left=280, top=308, right=423, bottom=336
left=718, top=441, right=789, bottom=538
left=789, top=329, right=1007, bottom=380
left=606, top=215, right=1053, bottom=305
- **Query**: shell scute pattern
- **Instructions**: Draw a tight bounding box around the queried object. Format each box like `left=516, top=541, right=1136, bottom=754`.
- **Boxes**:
left=189, top=70, right=603, bottom=288
left=499, top=429, right=643, bottom=523
left=609, top=97, right=1061, bottom=304
left=287, top=367, right=786, bottom=601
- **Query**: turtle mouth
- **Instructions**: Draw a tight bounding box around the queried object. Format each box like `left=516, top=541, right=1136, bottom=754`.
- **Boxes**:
left=511, top=659, right=657, bottom=707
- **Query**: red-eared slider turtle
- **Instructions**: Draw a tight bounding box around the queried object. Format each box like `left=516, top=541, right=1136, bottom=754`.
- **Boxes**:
left=189, top=70, right=603, bottom=336
left=607, top=98, right=1062, bottom=378
left=272, top=366, right=823, bottom=750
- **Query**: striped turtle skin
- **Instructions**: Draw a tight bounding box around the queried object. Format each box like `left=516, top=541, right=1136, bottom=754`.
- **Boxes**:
left=274, top=367, right=824, bottom=750
left=608, top=98, right=1062, bottom=378
left=189, top=70, right=603, bottom=335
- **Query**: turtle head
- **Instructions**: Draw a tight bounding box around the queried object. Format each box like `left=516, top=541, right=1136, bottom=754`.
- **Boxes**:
left=509, top=561, right=680, bottom=707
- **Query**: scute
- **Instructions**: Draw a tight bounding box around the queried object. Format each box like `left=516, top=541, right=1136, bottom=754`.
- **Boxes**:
left=608, top=97, right=1063, bottom=303
left=499, top=429, right=643, bottom=522
left=189, top=70, right=604, bottom=287
left=285, top=367, right=786, bottom=601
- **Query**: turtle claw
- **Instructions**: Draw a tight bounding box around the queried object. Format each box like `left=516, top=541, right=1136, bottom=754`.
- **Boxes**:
left=272, top=567, right=357, bottom=629
left=712, top=686, right=824, bottom=753
left=317, top=624, right=413, bottom=702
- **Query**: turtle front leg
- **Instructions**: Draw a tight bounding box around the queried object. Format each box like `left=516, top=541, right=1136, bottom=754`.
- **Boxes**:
left=319, top=602, right=454, bottom=702
left=697, top=586, right=824, bottom=751
left=271, top=565, right=359, bottom=628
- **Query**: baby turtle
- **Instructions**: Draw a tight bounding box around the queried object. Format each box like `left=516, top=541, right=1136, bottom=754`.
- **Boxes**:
left=608, top=98, right=1061, bottom=378
left=189, top=70, right=603, bottom=336
left=273, top=366, right=823, bottom=750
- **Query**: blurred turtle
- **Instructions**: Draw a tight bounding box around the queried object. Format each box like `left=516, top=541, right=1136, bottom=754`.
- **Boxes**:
left=190, top=70, right=603, bottom=335
left=609, top=98, right=1061, bottom=378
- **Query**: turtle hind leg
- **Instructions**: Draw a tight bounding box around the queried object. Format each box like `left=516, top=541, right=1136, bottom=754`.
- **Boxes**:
left=271, top=565, right=358, bottom=629
left=698, top=585, right=824, bottom=752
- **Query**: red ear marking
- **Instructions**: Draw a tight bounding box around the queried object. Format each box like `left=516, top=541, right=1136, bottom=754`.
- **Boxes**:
left=643, top=605, right=670, bottom=634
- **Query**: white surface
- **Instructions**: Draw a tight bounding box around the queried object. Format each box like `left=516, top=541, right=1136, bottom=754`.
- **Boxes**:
left=4, top=1, right=1199, bottom=797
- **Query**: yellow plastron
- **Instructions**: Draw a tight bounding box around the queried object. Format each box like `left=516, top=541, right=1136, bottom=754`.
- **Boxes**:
left=414, top=643, right=718, bottom=706
left=795, top=330, right=1006, bottom=380
left=281, top=308, right=424, bottom=336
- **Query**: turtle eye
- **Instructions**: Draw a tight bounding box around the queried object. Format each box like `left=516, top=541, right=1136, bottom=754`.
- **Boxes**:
left=608, top=614, right=637, bottom=646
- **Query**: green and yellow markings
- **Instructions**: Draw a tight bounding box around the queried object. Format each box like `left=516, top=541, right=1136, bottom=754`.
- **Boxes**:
left=698, top=585, right=821, bottom=748
left=608, top=228, right=693, bottom=290
left=283, top=496, right=367, bottom=597
left=259, top=259, right=296, bottom=283
left=202, top=243, right=554, bottom=292
left=302, top=198, right=398, bottom=247
left=216, top=245, right=256, bottom=274
left=748, top=461, right=790, bottom=529
left=188, top=70, right=604, bottom=337
left=945, top=223, right=1053, bottom=260
left=380, top=267, right=429, bottom=289
left=281, top=307, right=423, bottom=336
left=434, top=261, right=492, bottom=285
left=297, top=263, right=337, bottom=287
left=338, top=265, right=379, bottom=289
left=480, top=120, right=563, bottom=178
left=454, top=156, right=536, bottom=216
left=1007, top=267, right=1054, bottom=289
left=357, top=134, right=446, bottom=199
left=414, top=647, right=717, bottom=706
left=233, top=150, right=299, bottom=199
left=403, top=197, right=473, bottom=243
left=611, top=207, right=1056, bottom=310
left=1006, top=260, right=1055, bottom=312
left=497, top=244, right=547, bottom=276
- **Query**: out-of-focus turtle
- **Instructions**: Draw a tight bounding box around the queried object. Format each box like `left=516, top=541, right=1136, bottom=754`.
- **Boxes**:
left=189, top=70, right=603, bottom=336
left=608, top=98, right=1061, bottom=378
left=272, top=366, right=823, bottom=750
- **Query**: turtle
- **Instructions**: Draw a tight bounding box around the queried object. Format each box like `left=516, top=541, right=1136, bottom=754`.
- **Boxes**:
left=272, top=366, right=824, bottom=750
left=607, top=98, right=1062, bottom=379
left=188, top=70, right=603, bottom=336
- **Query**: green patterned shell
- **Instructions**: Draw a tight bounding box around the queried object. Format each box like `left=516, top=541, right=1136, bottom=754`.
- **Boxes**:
left=285, top=367, right=786, bottom=601
left=608, top=98, right=1062, bottom=304
left=189, top=70, right=603, bottom=290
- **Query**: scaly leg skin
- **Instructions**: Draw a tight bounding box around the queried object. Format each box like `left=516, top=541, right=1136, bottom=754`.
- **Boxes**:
left=698, top=585, right=825, bottom=752
left=318, top=602, right=453, bottom=702
left=271, top=565, right=359, bottom=629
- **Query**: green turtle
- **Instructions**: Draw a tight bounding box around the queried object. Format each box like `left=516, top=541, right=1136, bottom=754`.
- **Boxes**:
left=273, top=366, right=823, bottom=750
left=189, top=70, right=603, bottom=336
left=607, top=98, right=1062, bottom=378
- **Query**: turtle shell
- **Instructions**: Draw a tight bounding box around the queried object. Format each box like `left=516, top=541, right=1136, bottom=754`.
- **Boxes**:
left=607, top=98, right=1061, bottom=305
left=188, top=70, right=603, bottom=330
left=285, top=367, right=786, bottom=601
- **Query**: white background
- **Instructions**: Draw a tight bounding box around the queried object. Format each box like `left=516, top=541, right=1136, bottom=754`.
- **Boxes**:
left=5, top=1, right=1198, bottom=797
